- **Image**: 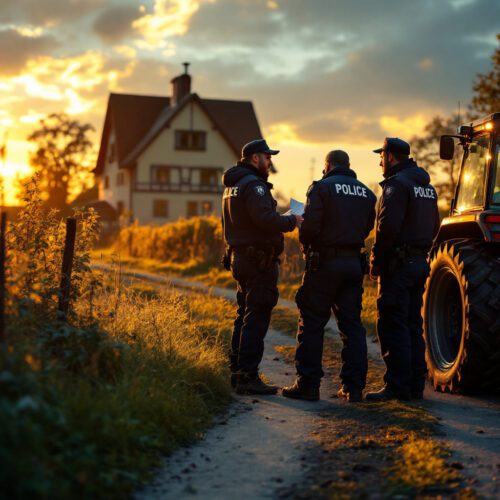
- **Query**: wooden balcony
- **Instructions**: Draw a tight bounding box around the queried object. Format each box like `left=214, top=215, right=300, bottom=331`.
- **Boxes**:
left=134, top=182, right=224, bottom=194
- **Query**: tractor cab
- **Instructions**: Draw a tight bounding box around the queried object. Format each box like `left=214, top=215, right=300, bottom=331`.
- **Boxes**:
left=435, top=112, right=500, bottom=245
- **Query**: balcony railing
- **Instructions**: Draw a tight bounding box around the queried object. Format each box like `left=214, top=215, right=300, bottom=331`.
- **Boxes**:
left=134, top=182, right=223, bottom=194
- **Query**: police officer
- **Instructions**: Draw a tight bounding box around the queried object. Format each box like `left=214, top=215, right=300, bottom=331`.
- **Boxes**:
left=222, top=139, right=302, bottom=395
left=282, top=150, right=376, bottom=402
left=367, top=137, right=440, bottom=402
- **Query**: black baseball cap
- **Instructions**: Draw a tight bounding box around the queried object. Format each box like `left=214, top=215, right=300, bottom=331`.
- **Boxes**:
left=241, top=139, right=279, bottom=157
left=373, top=137, right=410, bottom=155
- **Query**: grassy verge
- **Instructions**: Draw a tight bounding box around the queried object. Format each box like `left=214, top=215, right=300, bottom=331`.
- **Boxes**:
left=1, top=280, right=234, bottom=499
left=93, top=249, right=378, bottom=338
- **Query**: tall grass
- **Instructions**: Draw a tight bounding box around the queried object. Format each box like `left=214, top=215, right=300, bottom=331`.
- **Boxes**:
left=1, top=177, right=235, bottom=498
left=111, top=217, right=378, bottom=334
left=112, top=216, right=305, bottom=281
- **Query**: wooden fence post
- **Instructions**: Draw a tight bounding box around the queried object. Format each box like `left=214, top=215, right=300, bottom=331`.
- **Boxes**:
left=58, top=217, right=77, bottom=321
left=0, top=211, right=6, bottom=343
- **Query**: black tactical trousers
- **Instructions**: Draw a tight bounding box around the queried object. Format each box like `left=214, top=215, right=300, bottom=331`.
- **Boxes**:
left=377, top=256, right=429, bottom=395
left=295, top=256, right=367, bottom=390
left=229, top=251, right=279, bottom=375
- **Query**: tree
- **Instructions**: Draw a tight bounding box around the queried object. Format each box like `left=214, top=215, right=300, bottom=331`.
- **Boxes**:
left=28, top=113, right=95, bottom=211
left=470, top=33, right=500, bottom=117
left=410, top=114, right=461, bottom=209
left=410, top=32, right=500, bottom=211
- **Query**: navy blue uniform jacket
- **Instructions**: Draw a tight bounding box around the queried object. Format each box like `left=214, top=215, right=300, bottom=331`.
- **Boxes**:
left=300, top=166, right=376, bottom=249
left=371, top=159, right=440, bottom=269
left=222, top=162, right=297, bottom=250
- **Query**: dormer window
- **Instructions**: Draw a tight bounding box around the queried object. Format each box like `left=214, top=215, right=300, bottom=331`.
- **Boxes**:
left=175, top=130, right=206, bottom=151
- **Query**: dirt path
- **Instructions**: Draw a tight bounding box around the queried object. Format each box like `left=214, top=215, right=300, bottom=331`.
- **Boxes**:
left=94, top=263, right=500, bottom=498
left=135, top=328, right=337, bottom=499
left=423, top=391, right=500, bottom=497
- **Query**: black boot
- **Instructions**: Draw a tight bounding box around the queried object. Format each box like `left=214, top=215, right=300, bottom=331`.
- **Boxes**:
left=337, top=386, right=363, bottom=403
left=235, top=374, right=278, bottom=395
left=365, top=386, right=411, bottom=402
left=282, top=380, right=319, bottom=401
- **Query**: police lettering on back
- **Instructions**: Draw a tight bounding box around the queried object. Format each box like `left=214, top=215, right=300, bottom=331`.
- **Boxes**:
left=223, top=186, right=239, bottom=199
left=335, top=183, right=368, bottom=198
left=414, top=186, right=436, bottom=199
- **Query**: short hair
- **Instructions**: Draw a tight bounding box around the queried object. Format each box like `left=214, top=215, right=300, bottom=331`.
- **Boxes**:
left=325, top=150, right=350, bottom=167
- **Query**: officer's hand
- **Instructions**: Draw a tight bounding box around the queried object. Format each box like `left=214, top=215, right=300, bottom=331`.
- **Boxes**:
left=294, top=215, right=304, bottom=227
left=369, top=265, right=379, bottom=281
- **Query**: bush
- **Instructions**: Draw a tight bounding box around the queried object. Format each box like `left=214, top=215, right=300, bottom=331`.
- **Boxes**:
left=116, top=216, right=223, bottom=268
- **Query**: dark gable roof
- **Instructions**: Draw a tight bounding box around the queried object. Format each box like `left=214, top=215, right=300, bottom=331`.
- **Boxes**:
left=95, top=93, right=168, bottom=175
left=95, top=92, right=262, bottom=174
left=202, top=97, right=263, bottom=157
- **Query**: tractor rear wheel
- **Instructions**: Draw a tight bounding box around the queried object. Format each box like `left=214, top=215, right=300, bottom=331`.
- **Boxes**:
left=423, top=239, right=500, bottom=393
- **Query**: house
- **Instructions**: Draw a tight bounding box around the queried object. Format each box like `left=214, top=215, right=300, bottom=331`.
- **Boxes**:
left=94, top=63, right=263, bottom=225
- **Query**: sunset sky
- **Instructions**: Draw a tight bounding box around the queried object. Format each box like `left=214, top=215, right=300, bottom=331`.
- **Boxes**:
left=1, top=0, right=499, bottom=204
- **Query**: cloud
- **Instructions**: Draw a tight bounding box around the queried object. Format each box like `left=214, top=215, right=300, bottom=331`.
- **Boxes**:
left=0, top=28, right=59, bottom=74
left=176, top=0, right=499, bottom=146
left=1, top=0, right=499, bottom=158
left=92, top=4, right=140, bottom=44
left=0, top=51, right=135, bottom=142
left=132, top=0, right=215, bottom=50
left=0, top=0, right=106, bottom=27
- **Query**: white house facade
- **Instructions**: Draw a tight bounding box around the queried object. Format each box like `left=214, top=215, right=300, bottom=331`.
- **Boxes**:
left=94, top=65, right=263, bottom=225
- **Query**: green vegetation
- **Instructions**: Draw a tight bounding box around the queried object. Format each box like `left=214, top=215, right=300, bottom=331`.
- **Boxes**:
left=1, top=178, right=234, bottom=498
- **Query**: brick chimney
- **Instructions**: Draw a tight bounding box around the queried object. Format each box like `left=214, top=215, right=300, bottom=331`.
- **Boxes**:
left=171, top=62, right=191, bottom=106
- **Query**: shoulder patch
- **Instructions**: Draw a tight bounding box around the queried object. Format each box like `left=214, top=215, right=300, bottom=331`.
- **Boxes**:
left=254, top=185, right=266, bottom=196
left=384, top=185, right=396, bottom=199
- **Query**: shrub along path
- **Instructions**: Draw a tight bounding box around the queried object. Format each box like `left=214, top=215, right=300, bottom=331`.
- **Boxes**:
left=94, top=262, right=500, bottom=499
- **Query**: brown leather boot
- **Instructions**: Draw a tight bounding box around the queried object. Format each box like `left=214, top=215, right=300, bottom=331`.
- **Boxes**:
left=235, top=374, right=278, bottom=395
left=282, top=380, right=319, bottom=401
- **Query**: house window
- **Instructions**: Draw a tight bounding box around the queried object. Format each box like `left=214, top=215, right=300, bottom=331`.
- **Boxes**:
left=153, top=199, right=169, bottom=218
left=116, top=201, right=124, bottom=215
left=175, top=130, right=206, bottom=151
left=116, top=171, right=125, bottom=186
left=153, top=166, right=171, bottom=184
left=104, top=175, right=110, bottom=189
left=186, top=201, right=198, bottom=217
left=201, top=201, right=213, bottom=215
left=200, top=168, right=218, bottom=186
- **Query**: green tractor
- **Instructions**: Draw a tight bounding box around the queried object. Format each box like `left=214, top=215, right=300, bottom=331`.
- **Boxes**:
left=423, top=112, right=500, bottom=393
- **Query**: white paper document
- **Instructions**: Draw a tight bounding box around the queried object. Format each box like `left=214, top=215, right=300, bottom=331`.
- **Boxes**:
left=283, top=198, right=305, bottom=216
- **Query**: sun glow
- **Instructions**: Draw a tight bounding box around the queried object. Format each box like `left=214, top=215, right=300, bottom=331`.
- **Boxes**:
left=0, top=139, right=35, bottom=205
left=0, top=162, right=33, bottom=206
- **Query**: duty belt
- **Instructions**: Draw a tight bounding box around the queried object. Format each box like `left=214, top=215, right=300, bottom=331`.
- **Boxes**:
left=230, top=244, right=278, bottom=256
left=322, top=246, right=361, bottom=258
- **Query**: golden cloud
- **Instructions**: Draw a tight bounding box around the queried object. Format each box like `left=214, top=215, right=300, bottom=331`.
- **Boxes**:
left=8, top=24, right=45, bottom=38
left=5, top=51, right=135, bottom=109
left=266, top=122, right=300, bottom=144
left=132, top=0, right=215, bottom=50
left=379, top=114, right=428, bottom=138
